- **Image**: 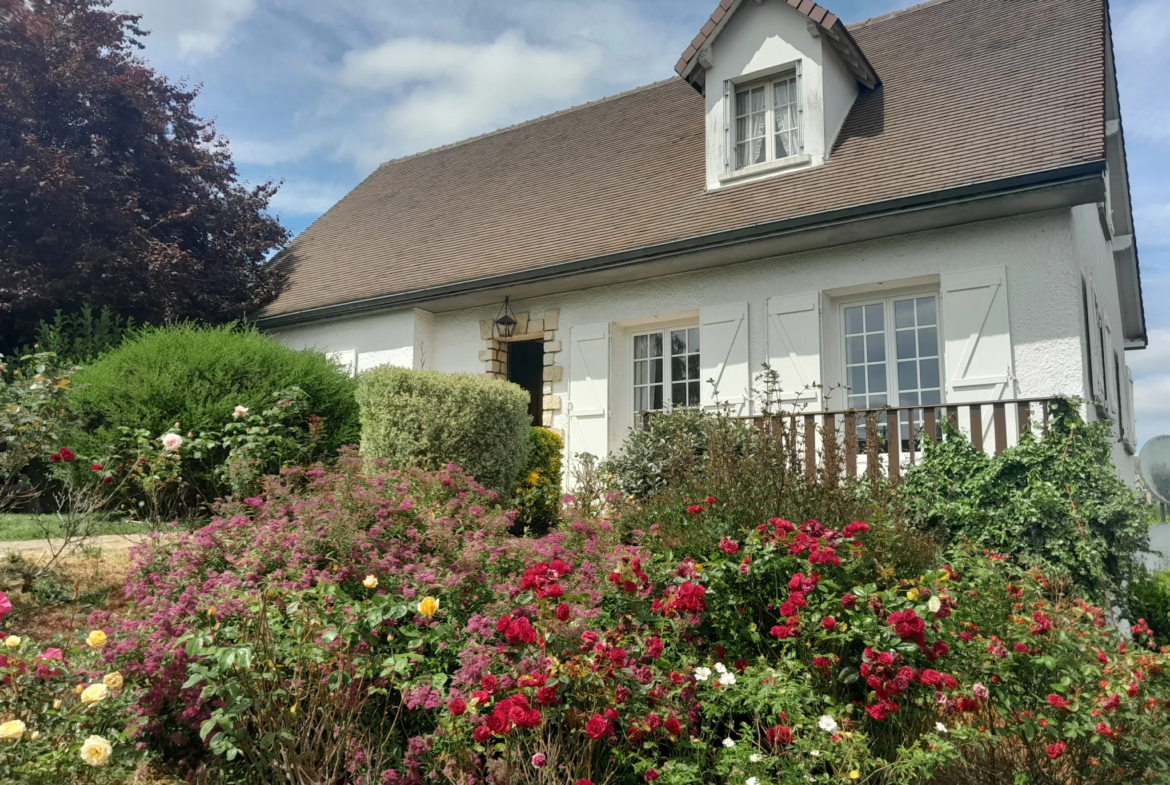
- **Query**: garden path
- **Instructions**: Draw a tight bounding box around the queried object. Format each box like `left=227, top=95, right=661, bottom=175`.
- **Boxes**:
left=0, top=533, right=150, bottom=556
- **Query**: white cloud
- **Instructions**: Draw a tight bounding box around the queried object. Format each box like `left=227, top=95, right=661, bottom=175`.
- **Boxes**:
left=1113, top=0, right=1170, bottom=145
left=336, top=30, right=603, bottom=165
left=119, top=0, right=258, bottom=60
left=267, top=180, right=352, bottom=216
left=1135, top=202, right=1170, bottom=247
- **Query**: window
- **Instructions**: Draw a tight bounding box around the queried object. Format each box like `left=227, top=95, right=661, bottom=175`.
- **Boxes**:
left=843, top=295, right=941, bottom=445
left=1114, top=351, right=1125, bottom=438
left=633, top=327, right=700, bottom=423
left=1080, top=279, right=1095, bottom=397
left=734, top=72, right=801, bottom=170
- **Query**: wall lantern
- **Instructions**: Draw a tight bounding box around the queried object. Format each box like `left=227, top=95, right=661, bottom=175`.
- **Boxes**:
left=494, top=297, right=518, bottom=340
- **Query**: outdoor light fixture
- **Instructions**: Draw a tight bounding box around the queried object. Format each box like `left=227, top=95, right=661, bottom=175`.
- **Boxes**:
left=494, top=297, right=518, bottom=340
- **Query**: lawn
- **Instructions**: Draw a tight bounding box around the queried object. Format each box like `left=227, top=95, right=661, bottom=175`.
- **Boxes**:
left=0, top=513, right=152, bottom=542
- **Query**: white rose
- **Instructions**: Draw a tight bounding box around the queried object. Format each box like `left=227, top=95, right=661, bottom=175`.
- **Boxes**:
left=362, top=575, right=378, bottom=589
left=81, top=683, right=109, bottom=704
left=161, top=433, right=183, bottom=452
left=750, top=754, right=762, bottom=763
left=0, top=720, right=26, bottom=741
left=233, top=405, right=249, bottom=418
left=718, top=671, right=737, bottom=686
left=817, top=714, right=838, bottom=734
left=80, top=735, right=112, bottom=766
left=3, top=635, right=19, bottom=648
left=747, top=779, right=759, bottom=785
left=722, top=737, right=735, bottom=748
left=935, top=722, right=948, bottom=734
left=694, top=667, right=711, bottom=682
left=714, top=662, right=727, bottom=674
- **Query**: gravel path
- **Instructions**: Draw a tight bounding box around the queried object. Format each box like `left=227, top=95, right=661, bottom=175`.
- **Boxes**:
left=0, top=533, right=153, bottom=556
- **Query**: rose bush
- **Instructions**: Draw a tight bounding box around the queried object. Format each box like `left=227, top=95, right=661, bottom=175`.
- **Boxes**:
left=90, top=454, right=1170, bottom=784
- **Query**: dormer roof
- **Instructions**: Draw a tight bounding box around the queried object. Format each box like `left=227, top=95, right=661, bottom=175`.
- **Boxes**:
left=675, top=0, right=879, bottom=90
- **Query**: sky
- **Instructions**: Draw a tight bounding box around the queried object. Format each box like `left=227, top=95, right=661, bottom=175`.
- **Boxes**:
left=115, top=0, right=1168, bottom=445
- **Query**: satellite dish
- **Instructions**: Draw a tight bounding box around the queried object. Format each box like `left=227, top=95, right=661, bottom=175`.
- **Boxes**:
left=1138, top=436, right=1170, bottom=505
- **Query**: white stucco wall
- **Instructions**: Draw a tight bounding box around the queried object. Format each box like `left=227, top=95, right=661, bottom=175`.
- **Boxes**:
left=702, top=0, right=857, bottom=189
left=272, top=209, right=1135, bottom=479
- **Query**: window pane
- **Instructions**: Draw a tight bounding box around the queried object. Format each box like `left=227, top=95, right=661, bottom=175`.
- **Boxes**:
left=649, top=333, right=663, bottom=357
left=921, top=388, right=942, bottom=406
left=846, top=335, right=864, bottom=365
left=848, top=394, right=867, bottom=410
left=894, top=299, right=916, bottom=330
left=917, top=296, right=937, bottom=326
left=845, top=306, right=864, bottom=335
left=896, top=329, right=917, bottom=360
left=689, top=381, right=700, bottom=405
left=750, top=86, right=765, bottom=112
left=635, top=388, right=648, bottom=412
left=848, top=366, right=867, bottom=394
left=866, top=333, right=886, bottom=363
left=899, top=391, right=919, bottom=407
left=672, top=356, right=686, bottom=381
left=671, top=330, right=686, bottom=355
left=634, top=361, right=647, bottom=386
left=867, top=364, right=887, bottom=393
left=774, top=80, right=788, bottom=105
left=652, top=386, right=663, bottom=411
left=775, top=133, right=789, bottom=158
left=919, top=326, right=938, bottom=358
left=634, top=335, right=647, bottom=360
left=865, top=303, right=884, bottom=331
left=649, top=358, right=662, bottom=384
left=736, top=91, right=749, bottom=116
left=920, top=358, right=940, bottom=390
left=898, top=360, right=918, bottom=391
left=687, top=354, right=700, bottom=380
left=870, top=393, right=887, bottom=408
left=672, top=382, right=686, bottom=405
left=688, top=328, right=699, bottom=352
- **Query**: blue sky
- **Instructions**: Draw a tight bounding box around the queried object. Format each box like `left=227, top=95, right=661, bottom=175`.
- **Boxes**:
left=117, top=0, right=1168, bottom=444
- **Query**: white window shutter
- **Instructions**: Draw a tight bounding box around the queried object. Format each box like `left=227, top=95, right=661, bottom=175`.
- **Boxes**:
left=766, top=293, right=821, bottom=407
left=700, top=303, right=751, bottom=415
left=567, top=323, right=610, bottom=467
left=940, top=267, right=1014, bottom=403
left=328, top=350, right=357, bottom=377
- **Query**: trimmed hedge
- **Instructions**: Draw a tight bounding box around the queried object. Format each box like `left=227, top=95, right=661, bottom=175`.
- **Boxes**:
left=68, top=323, right=360, bottom=456
left=356, top=366, right=531, bottom=495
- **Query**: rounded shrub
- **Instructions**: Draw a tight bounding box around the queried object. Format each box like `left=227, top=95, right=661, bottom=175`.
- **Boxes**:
left=356, top=366, right=530, bottom=494
left=68, top=323, right=359, bottom=456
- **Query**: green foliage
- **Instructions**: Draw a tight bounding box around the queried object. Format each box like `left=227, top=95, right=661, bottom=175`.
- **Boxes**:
left=605, top=407, right=711, bottom=498
left=1128, top=567, right=1170, bottom=647
left=20, top=306, right=137, bottom=365
left=67, top=323, right=359, bottom=460
left=511, top=427, right=563, bottom=534
left=356, top=366, right=531, bottom=494
left=902, top=399, right=1148, bottom=604
left=0, top=352, right=82, bottom=510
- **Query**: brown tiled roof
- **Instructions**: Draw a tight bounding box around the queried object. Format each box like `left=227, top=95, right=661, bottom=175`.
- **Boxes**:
left=675, top=0, right=878, bottom=90
left=263, top=0, right=1106, bottom=320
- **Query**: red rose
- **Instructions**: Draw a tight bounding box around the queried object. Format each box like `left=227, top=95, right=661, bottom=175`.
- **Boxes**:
left=473, top=726, right=491, bottom=742
left=574, top=781, right=596, bottom=785
left=1046, top=694, right=1072, bottom=711
left=102, top=476, right=113, bottom=484
left=536, top=686, right=558, bottom=705
left=49, top=453, right=61, bottom=463
left=765, top=724, right=792, bottom=747
left=718, top=537, right=739, bottom=555
left=645, top=713, right=662, bottom=731
left=449, top=697, right=467, bottom=716
left=665, top=717, right=681, bottom=736
left=90, top=463, right=103, bottom=471
left=919, top=669, right=942, bottom=686
left=481, top=674, right=498, bottom=694
left=645, top=769, right=660, bottom=782
left=471, top=690, right=489, bottom=704
left=866, top=703, right=890, bottom=721
left=822, top=616, right=837, bottom=630
left=1046, top=741, right=1066, bottom=760
left=585, top=713, right=611, bottom=740
left=706, top=496, right=717, bottom=504
left=779, top=602, right=797, bottom=618
left=556, top=603, right=571, bottom=622
left=841, top=593, right=857, bottom=609
left=485, top=713, right=510, bottom=734
left=58, top=448, right=75, bottom=462
left=496, top=616, right=511, bottom=634
left=604, top=707, right=620, bottom=722
left=687, top=504, right=702, bottom=514
left=645, top=636, right=663, bottom=659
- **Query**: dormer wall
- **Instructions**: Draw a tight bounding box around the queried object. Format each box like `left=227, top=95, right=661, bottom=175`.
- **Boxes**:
left=702, top=0, right=859, bottom=190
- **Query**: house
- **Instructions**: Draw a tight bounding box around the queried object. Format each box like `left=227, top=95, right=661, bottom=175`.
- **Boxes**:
left=260, top=0, right=1146, bottom=484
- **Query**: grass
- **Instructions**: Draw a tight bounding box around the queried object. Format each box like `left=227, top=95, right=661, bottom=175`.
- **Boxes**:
left=0, top=513, right=152, bottom=541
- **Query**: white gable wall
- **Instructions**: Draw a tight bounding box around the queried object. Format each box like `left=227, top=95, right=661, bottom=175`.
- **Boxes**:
left=271, top=208, right=1138, bottom=483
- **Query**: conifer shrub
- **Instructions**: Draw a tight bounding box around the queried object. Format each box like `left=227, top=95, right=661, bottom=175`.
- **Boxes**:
left=356, top=366, right=531, bottom=495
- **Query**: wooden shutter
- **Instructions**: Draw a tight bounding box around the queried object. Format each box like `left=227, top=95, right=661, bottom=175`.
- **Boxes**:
left=567, top=323, right=610, bottom=468
left=328, top=350, right=357, bottom=377
left=940, top=267, right=1014, bottom=403
left=766, top=293, right=821, bottom=406
left=700, top=303, right=751, bottom=415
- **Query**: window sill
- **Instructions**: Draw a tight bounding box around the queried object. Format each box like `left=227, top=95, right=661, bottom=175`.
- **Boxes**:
left=719, top=154, right=813, bottom=184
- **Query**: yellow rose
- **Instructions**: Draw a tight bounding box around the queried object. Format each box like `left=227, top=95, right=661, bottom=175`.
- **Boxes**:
left=86, top=630, right=107, bottom=648
left=849, top=771, right=861, bottom=780
left=906, top=588, right=920, bottom=601
left=362, top=575, right=378, bottom=590
left=80, top=735, right=112, bottom=766
left=0, top=720, right=26, bottom=741
left=75, top=684, right=84, bottom=695
left=29, top=731, right=39, bottom=741
left=3, top=635, right=19, bottom=648
left=417, top=596, right=439, bottom=617
left=81, top=683, right=109, bottom=704
left=52, top=699, right=61, bottom=710
left=102, top=672, right=124, bottom=691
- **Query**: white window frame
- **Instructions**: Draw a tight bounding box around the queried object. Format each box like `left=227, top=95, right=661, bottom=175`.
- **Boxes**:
left=839, top=291, right=945, bottom=412
left=724, top=63, right=807, bottom=180
left=630, top=324, right=701, bottom=423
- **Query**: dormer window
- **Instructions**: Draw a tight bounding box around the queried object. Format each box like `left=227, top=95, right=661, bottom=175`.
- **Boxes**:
left=734, top=71, right=802, bottom=170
